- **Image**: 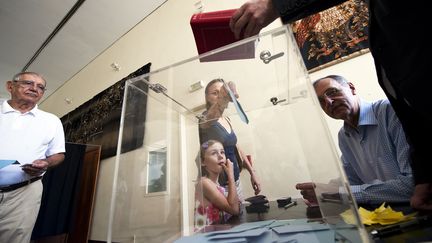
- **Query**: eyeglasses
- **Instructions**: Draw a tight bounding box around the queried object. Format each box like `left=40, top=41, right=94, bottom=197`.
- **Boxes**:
left=317, top=87, right=343, bottom=104
left=13, top=80, right=46, bottom=93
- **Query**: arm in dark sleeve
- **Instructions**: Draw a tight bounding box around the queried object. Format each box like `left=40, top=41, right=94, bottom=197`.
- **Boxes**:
left=272, top=0, right=347, bottom=23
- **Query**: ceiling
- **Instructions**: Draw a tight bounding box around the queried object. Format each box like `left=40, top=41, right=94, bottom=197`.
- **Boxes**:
left=0, top=0, right=166, bottom=101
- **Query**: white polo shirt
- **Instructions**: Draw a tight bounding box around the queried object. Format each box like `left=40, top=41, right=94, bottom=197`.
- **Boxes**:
left=0, top=100, right=65, bottom=186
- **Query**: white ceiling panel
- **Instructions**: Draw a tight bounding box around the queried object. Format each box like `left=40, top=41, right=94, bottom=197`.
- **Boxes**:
left=0, top=0, right=167, bottom=101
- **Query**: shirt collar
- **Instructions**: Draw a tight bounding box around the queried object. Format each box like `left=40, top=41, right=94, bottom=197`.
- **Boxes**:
left=1, top=100, right=39, bottom=116
left=357, top=99, right=378, bottom=126
left=342, top=99, right=378, bottom=135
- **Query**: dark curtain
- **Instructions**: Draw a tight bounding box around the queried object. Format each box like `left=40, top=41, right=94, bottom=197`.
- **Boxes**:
left=31, top=143, right=86, bottom=239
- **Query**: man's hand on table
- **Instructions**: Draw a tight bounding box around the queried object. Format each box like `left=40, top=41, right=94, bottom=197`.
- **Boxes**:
left=295, top=182, right=341, bottom=207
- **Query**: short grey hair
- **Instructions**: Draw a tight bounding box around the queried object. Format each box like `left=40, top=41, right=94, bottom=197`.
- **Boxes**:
left=312, top=75, right=348, bottom=88
left=12, top=72, right=46, bottom=84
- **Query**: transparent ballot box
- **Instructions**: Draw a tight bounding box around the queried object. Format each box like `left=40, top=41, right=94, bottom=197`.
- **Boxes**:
left=108, top=25, right=370, bottom=242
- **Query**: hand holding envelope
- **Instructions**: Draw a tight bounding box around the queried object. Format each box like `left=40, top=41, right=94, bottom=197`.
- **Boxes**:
left=295, top=182, right=319, bottom=207
left=295, top=182, right=340, bottom=207
left=218, top=81, right=239, bottom=104
left=222, top=81, right=249, bottom=124
left=21, top=159, right=48, bottom=176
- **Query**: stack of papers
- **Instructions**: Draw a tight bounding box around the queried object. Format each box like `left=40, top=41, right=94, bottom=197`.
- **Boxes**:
left=175, top=219, right=360, bottom=243
left=341, top=203, right=416, bottom=225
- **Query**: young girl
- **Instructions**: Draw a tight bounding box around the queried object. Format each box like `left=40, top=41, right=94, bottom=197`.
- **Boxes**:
left=199, top=78, right=261, bottom=201
left=194, top=140, right=240, bottom=230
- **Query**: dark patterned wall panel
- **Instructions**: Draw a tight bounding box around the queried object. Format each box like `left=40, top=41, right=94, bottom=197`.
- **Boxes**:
left=61, top=63, right=151, bottom=159
left=292, top=0, right=369, bottom=72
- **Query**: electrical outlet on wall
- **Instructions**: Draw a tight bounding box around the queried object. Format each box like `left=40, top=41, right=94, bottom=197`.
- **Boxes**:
left=189, top=80, right=204, bottom=92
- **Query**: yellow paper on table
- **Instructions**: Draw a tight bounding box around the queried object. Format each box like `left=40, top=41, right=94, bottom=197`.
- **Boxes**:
left=341, top=203, right=416, bottom=226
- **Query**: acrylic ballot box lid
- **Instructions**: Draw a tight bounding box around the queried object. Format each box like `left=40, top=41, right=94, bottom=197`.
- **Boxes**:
left=106, top=25, right=370, bottom=243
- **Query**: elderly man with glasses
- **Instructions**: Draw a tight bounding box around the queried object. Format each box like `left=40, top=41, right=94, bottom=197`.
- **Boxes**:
left=0, top=72, right=65, bottom=242
left=296, top=75, right=414, bottom=206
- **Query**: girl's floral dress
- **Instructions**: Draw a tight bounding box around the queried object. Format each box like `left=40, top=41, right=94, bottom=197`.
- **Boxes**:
left=194, top=184, right=232, bottom=231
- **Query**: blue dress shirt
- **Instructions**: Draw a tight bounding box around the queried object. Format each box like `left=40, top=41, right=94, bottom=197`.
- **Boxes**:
left=339, top=99, right=414, bottom=204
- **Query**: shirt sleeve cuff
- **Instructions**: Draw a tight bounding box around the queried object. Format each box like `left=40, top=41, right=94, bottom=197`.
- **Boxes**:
left=348, top=185, right=362, bottom=203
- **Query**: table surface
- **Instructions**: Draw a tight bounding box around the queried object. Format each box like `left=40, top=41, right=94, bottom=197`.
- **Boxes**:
left=220, top=198, right=432, bottom=242
left=359, top=203, right=432, bottom=242
left=228, top=199, right=327, bottom=224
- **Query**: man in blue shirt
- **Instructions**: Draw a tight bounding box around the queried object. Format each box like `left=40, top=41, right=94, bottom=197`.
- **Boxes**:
left=298, top=75, right=413, bottom=205
left=231, top=0, right=431, bottom=212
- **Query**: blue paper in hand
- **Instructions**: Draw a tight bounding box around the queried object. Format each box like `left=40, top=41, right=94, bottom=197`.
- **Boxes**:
left=223, top=82, right=249, bottom=124
left=0, top=160, right=17, bottom=170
